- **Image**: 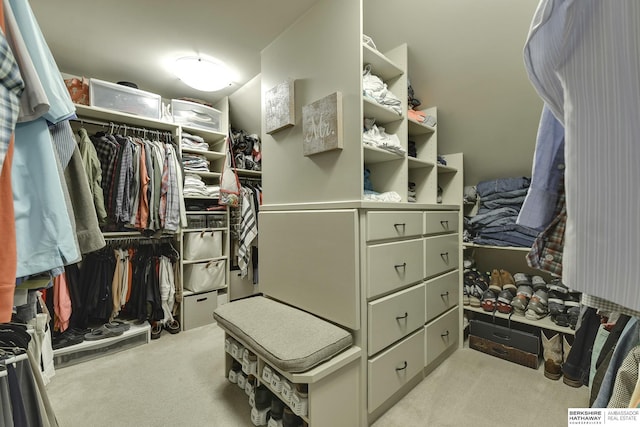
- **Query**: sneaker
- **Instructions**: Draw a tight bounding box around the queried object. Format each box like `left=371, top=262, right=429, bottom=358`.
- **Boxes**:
left=547, top=278, right=569, bottom=295
left=511, top=284, right=533, bottom=312
left=496, top=288, right=516, bottom=314
left=513, top=272, right=531, bottom=287
left=531, top=275, right=547, bottom=292
left=481, top=289, right=498, bottom=312
left=547, top=290, right=567, bottom=316
left=565, top=291, right=582, bottom=329
left=525, top=289, right=549, bottom=320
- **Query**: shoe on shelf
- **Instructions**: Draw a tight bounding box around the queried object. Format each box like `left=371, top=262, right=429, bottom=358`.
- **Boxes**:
left=513, top=272, right=531, bottom=287
left=463, top=284, right=470, bottom=306
left=525, top=289, right=549, bottom=320
left=481, top=289, right=498, bottom=312
left=466, top=269, right=489, bottom=308
left=511, top=284, right=533, bottom=312
left=531, top=275, right=547, bottom=292
left=496, top=288, right=516, bottom=314
left=500, top=269, right=517, bottom=292
left=489, top=269, right=502, bottom=293
left=547, top=290, right=568, bottom=316
left=547, top=278, right=569, bottom=294
left=552, top=312, right=570, bottom=327
left=565, top=291, right=582, bottom=329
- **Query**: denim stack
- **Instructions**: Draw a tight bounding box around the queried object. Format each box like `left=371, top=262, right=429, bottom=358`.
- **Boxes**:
left=467, top=177, right=539, bottom=247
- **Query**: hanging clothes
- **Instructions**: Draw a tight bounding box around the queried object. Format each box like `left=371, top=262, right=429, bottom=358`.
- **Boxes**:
left=0, top=0, right=24, bottom=323
left=523, top=0, right=640, bottom=311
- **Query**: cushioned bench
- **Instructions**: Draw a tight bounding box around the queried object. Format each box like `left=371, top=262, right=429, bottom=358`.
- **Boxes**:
left=213, top=296, right=353, bottom=373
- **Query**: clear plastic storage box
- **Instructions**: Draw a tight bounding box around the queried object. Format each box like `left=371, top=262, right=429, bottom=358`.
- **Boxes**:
left=90, top=78, right=161, bottom=119
left=171, top=99, right=222, bottom=132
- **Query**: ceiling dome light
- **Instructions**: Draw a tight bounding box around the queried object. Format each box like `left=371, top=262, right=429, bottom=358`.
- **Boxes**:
left=174, top=56, right=233, bottom=92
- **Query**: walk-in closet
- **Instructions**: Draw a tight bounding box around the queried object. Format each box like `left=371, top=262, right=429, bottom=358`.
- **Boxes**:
left=1, top=1, right=639, bottom=426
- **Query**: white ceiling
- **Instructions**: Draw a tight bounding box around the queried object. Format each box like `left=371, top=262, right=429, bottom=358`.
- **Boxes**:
left=29, top=0, right=320, bottom=103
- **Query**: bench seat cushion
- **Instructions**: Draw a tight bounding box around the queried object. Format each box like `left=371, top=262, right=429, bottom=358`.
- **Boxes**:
left=213, top=296, right=353, bottom=373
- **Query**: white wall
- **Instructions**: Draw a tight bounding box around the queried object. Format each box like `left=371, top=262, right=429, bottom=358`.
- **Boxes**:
left=364, top=0, right=543, bottom=186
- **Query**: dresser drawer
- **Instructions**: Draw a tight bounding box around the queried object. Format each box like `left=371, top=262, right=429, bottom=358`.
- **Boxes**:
left=425, top=308, right=458, bottom=367
left=368, top=328, right=425, bottom=412
left=368, top=283, right=426, bottom=356
left=424, top=211, right=459, bottom=235
left=367, top=239, right=424, bottom=298
left=425, top=270, right=459, bottom=322
left=366, top=211, right=423, bottom=242
left=424, top=234, right=458, bottom=278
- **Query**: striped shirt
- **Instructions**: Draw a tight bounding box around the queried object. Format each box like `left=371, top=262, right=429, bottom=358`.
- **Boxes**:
left=524, top=0, right=640, bottom=312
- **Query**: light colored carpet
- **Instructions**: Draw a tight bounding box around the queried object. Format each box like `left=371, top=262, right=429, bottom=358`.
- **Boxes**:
left=45, top=323, right=589, bottom=427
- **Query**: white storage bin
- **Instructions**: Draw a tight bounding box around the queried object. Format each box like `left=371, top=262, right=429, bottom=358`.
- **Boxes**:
left=90, top=78, right=161, bottom=119
left=183, top=259, right=226, bottom=292
left=183, top=230, right=222, bottom=260
left=172, top=99, right=222, bottom=132
left=183, top=290, right=217, bottom=330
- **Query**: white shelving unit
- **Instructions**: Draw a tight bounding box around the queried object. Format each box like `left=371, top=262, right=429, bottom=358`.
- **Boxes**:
left=258, top=1, right=465, bottom=424
left=178, top=109, right=232, bottom=330
left=72, top=101, right=232, bottom=334
left=462, top=242, right=575, bottom=336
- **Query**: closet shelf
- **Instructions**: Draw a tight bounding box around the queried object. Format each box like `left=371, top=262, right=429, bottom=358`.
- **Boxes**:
left=74, top=104, right=176, bottom=131
left=184, top=196, right=220, bottom=200
left=235, top=169, right=262, bottom=177
left=182, top=256, right=228, bottom=265
left=407, top=118, right=436, bottom=135
left=437, top=164, right=457, bottom=174
left=185, top=170, right=221, bottom=179
left=363, top=145, right=404, bottom=164
left=180, top=124, right=226, bottom=141
left=463, top=306, right=575, bottom=335
left=362, top=43, right=404, bottom=81
left=407, top=157, right=435, bottom=170
left=363, top=97, right=404, bottom=124
left=183, top=227, right=227, bottom=233
left=183, top=286, right=227, bottom=297
left=181, top=147, right=225, bottom=161
left=185, top=211, right=226, bottom=215
left=102, top=231, right=176, bottom=239
left=463, top=242, right=531, bottom=252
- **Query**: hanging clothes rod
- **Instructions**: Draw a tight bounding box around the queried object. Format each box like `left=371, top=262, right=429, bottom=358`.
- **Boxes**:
left=70, top=117, right=174, bottom=140
left=103, top=232, right=176, bottom=242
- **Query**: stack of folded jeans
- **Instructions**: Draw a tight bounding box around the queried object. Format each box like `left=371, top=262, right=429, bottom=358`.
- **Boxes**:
left=467, top=177, right=539, bottom=247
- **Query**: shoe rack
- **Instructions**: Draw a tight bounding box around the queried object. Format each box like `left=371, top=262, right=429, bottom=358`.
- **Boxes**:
left=223, top=332, right=361, bottom=427
left=462, top=244, right=575, bottom=336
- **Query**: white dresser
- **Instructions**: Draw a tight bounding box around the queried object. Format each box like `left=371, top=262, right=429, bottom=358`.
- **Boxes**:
left=260, top=203, right=461, bottom=424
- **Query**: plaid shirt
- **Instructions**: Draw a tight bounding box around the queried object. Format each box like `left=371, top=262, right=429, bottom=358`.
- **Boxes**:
left=527, top=182, right=565, bottom=276
left=0, top=32, right=24, bottom=173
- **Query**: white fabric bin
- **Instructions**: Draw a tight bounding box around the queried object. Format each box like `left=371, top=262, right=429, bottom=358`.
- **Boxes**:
left=184, top=260, right=226, bottom=293
left=183, top=230, right=222, bottom=260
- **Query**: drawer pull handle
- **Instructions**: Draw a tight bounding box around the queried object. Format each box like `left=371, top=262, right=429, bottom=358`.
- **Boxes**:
left=393, top=223, right=406, bottom=231
left=441, top=330, right=450, bottom=338
left=493, top=332, right=511, bottom=341
left=440, top=252, right=449, bottom=262
left=394, top=262, right=407, bottom=270
left=395, top=312, right=408, bottom=320
left=196, top=297, right=208, bottom=302
left=395, top=361, right=408, bottom=372
left=440, top=291, right=449, bottom=298
left=440, top=220, right=449, bottom=229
